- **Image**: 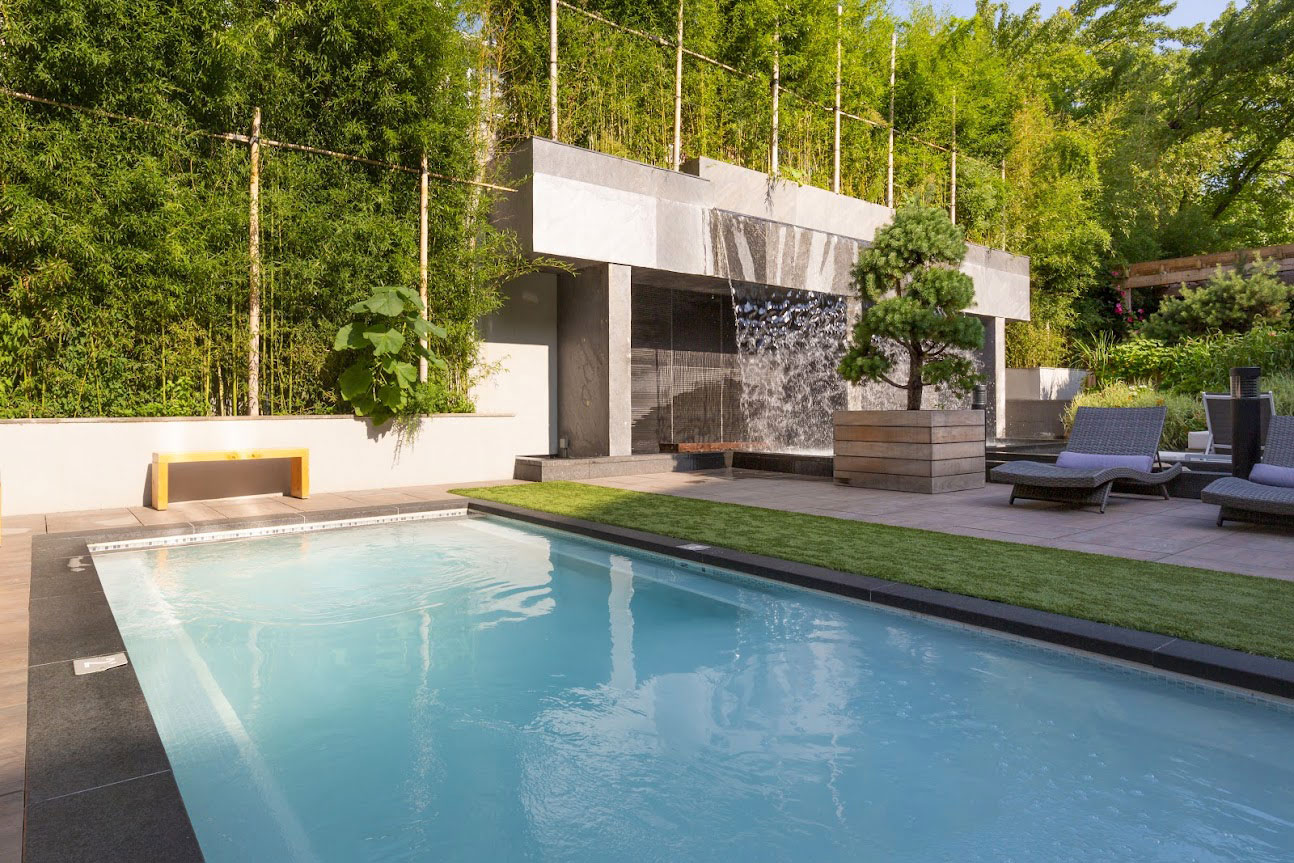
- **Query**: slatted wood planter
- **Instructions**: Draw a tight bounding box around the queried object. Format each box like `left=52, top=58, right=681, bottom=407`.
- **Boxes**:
left=833, top=410, right=986, bottom=493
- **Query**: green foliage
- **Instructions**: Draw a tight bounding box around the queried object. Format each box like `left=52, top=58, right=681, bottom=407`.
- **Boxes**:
left=838, top=205, right=983, bottom=410
left=0, top=0, right=508, bottom=418
left=1065, top=382, right=1204, bottom=451
left=1083, top=328, right=1294, bottom=395
left=334, top=285, right=449, bottom=424
left=1005, top=321, right=1069, bottom=368
left=1067, top=375, right=1294, bottom=451
left=1140, top=258, right=1293, bottom=341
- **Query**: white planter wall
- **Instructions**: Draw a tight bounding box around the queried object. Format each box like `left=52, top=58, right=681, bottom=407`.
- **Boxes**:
left=0, top=414, right=532, bottom=516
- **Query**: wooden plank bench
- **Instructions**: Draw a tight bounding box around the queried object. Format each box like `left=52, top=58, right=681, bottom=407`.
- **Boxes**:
left=151, top=448, right=309, bottom=511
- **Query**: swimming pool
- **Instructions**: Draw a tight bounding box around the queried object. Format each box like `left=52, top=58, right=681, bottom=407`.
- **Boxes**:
left=94, top=514, right=1294, bottom=862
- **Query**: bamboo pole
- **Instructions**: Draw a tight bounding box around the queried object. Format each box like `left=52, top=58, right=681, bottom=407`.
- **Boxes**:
left=247, top=106, right=261, bottom=417
left=887, top=29, right=896, bottom=208
left=672, top=0, right=684, bottom=171
left=833, top=3, right=842, bottom=194
left=950, top=92, right=957, bottom=224
left=770, top=20, right=779, bottom=176
left=419, top=153, right=430, bottom=383
left=549, top=0, right=559, bottom=140
left=1001, top=156, right=1007, bottom=249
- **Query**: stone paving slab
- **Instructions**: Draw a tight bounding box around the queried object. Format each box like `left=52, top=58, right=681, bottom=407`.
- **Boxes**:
left=581, top=468, right=1294, bottom=581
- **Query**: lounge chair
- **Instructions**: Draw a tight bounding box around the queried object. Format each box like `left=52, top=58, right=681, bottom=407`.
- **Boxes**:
left=1201, top=391, right=1275, bottom=455
left=1201, top=416, right=1294, bottom=527
left=990, top=406, right=1183, bottom=513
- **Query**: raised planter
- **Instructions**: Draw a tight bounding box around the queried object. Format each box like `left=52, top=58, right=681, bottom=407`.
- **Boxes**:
left=1005, top=366, right=1089, bottom=401
left=833, top=409, right=986, bottom=493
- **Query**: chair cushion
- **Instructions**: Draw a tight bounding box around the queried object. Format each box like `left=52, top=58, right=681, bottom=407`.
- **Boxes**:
left=1248, top=463, right=1294, bottom=488
left=1055, top=451, right=1153, bottom=473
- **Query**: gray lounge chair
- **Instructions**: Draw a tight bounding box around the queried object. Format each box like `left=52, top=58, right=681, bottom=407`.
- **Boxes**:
left=1201, top=391, right=1275, bottom=455
left=990, top=406, right=1183, bottom=513
left=1201, top=416, right=1294, bottom=527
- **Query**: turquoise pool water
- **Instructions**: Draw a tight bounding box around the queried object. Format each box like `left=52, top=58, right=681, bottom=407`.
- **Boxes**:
left=94, top=515, right=1294, bottom=862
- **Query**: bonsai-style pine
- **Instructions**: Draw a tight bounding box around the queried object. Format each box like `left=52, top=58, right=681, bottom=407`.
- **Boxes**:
left=838, top=204, right=984, bottom=410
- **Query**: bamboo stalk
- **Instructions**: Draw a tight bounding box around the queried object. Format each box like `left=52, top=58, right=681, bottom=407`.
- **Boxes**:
left=887, top=29, right=896, bottom=208
left=549, top=0, right=559, bottom=140
left=672, top=0, right=684, bottom=171
left=950, top=92, right=957, bottom=223
left=770, top=20, right=779, bottom=176
left=419, top=152, right=430, bottom=383
left=833, top=4, right=842, bottom=194
left=247, top=106, right=261, bottom=416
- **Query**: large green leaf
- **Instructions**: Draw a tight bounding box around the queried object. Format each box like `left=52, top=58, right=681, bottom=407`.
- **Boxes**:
left=377, top=381, right=405, bottom=410
left=393, top=361, right=418, bottom=385
left=333, top=323, right=368, bottom=351
left=364, top=290, right=406, bottom=317
left=363, top=325, right=404, bottom=356
left=411, top=317, right=448, bottom=340
left=339, top=363, right=373, bottom=400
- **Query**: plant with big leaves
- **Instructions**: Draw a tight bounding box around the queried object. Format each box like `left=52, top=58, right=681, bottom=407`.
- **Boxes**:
left=334, top=285, right=447, bottom=425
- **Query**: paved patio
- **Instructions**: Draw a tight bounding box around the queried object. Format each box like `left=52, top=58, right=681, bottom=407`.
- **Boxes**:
left=582, top=469, right=1294, bottom=581
left=1, top=470, right=1291, bottom=859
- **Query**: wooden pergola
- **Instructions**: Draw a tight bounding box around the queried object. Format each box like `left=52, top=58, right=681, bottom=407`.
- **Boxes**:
left=1118, top=242, right=1294, bottom=309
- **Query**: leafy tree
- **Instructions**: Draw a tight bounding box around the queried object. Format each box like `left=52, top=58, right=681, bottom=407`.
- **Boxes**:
left=838, top=204, right=984, bottom=410
left=1140, top=258, right=1293, bottom=341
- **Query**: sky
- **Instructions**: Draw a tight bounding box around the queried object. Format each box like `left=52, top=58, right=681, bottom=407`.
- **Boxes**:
left=933, top=1, right=1238, bottom=29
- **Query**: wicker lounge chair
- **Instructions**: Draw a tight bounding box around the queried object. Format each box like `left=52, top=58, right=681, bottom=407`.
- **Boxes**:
left=1201, top=416, right=1294, bottom=527
left=1201, top=391, right=1275, bottom=455
left=990, top=406, right=1183, bottom=513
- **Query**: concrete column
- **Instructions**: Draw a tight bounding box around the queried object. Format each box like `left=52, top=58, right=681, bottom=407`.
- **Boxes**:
left=556, top=263, right=633, bottom=457
left=980, top=315, right=1007, bottom=441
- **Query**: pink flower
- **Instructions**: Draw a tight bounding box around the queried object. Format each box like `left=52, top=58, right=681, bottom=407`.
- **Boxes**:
left=1115, top=303, right=1124, bottom=314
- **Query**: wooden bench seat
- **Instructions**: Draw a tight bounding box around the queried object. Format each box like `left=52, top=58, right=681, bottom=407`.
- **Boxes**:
left=151, top=448, right=309, bottom=511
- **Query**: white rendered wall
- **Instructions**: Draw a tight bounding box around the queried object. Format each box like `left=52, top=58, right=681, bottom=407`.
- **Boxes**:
left=474, top=273, right=558, bottom=455
left=0, top=414, right=529, bottom=516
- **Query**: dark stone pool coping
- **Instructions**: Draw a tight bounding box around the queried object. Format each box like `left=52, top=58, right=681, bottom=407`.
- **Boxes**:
left=24, top=499, right=467, bottom=863
left=25, top=496, right=1294, bottom=860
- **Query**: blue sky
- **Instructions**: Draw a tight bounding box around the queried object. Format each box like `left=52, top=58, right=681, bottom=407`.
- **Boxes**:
left=930, top=1, right=1238, bottom=29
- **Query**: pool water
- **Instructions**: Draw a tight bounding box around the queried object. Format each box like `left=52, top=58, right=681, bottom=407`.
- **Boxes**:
left=94, top=515, right=1294, bottom=862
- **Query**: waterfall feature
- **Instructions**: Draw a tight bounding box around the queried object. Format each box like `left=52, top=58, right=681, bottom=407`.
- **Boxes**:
left=730, top=285, right=983, bottom=453
left=731, top=285, right=849, bottom=453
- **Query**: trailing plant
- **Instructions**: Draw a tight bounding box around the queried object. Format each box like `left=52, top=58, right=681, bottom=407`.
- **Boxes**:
left=838, top=204, right=984, bottom=410
left=334, top=285, right=448, bottom=425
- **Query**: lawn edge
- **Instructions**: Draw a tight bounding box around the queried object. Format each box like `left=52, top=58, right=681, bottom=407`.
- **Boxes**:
left=459, top=495, right=1294, bottom=700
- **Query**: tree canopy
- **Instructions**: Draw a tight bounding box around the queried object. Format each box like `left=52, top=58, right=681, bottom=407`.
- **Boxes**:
left=838, top=204, right=983, bottom=410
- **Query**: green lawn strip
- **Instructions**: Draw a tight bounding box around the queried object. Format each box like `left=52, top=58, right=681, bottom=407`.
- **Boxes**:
left=452, top=482, right=1294, bottom=661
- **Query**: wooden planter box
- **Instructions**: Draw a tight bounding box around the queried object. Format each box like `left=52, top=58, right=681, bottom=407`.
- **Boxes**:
left=833, top=409, right=986, bottom=494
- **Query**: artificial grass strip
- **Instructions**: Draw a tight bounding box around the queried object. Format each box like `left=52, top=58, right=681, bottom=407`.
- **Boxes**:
left=452, top=482, right=1294, bottom=661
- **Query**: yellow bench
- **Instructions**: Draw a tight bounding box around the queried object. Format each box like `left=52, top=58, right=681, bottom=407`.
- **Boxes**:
left=151, top=448, right=309, bottom=511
